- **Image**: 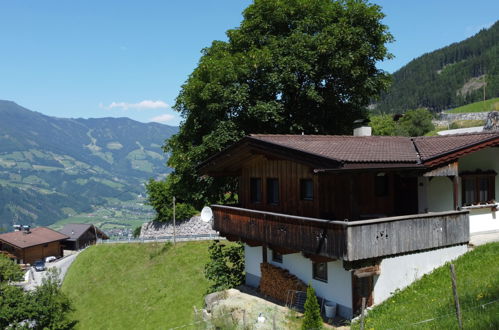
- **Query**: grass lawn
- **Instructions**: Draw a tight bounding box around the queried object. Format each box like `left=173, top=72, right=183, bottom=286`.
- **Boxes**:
left=447, top=97, right=499, bottom=113
left=62, top=241, right=213, bottom=329
left=352, top=243, right=499, bottom=329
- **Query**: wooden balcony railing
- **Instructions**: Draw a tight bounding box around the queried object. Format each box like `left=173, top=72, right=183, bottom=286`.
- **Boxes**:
left=212, top=205, right=469, bottom=261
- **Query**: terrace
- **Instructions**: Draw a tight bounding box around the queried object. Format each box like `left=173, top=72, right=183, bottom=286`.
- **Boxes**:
left=212, top=205, right=469, bottom=261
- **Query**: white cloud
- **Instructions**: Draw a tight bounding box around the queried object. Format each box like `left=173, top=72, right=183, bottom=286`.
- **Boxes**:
left=149, top=114, right=175, bottom=123
left=100, top=100, right=169, bottom=110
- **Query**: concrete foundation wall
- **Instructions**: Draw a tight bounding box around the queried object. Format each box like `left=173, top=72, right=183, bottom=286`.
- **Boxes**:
left=373, top=244, right=468, bottom=304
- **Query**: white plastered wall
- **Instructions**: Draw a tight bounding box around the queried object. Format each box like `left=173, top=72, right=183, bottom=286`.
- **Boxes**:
left=427, top=176, right=453, bottom=212
left=244, top=245, right=262, bottom=287
left=373, top=244, right=468, bottom=304
left=458, top=147, right=499, bottom=233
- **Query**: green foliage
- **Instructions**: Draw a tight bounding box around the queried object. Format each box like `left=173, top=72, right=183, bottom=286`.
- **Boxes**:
left=302, top=285, right=323, bottom=330
left=376, top=21, right=499, bottom=113
left=146, top=178, right=198, bottom=222
left=0, top=254, right=23, bottom=282
left=204, top=240, right=245, bottom=293
left=132, top=225, right=141, bottom=238
left=351, top=243, right=499, bottom=329
left=0, top=266, right=76, bottom=329
left=151, top=0, right=393, bottom=213
left=371, top=108, right=434, bottom=136
left=398, top=108, right=435, bottom=136
left=370, top=114, right=397, bottom=136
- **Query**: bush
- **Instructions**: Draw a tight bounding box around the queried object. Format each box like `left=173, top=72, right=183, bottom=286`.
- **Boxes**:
left=204, top=241, right=245, bottom=293
left=302, top=285, right=323, bottom=330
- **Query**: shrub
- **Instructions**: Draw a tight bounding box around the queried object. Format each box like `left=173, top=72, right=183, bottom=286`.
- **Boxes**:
left=204, top=241, right=245, bottom=293
left=302, top=285, right=323, bottom=330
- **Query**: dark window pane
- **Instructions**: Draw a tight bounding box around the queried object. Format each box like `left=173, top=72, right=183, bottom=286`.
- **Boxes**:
left=300, top=179, right=313, bottom=200
left=312, top=262, right=328, bottom=282
left=250, top=178, right=262, bottom=203
left=375, top=173, right=389, bottom=197
left=272, top=250, right=283, bottom=263
left=479, top=177, right=489, bottom=202
left=267, top=178, right=279, bottom=204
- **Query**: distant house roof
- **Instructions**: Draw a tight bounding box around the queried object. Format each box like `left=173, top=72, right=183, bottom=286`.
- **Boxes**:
left=198, top=132, right=499, bottom=175
left=0, top=227, right=69, bottom=249
left=59, top=224, right=109, bottom=241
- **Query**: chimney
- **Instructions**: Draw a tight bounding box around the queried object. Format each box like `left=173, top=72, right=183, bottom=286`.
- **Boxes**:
left=353, top=119, right=372, bottom=136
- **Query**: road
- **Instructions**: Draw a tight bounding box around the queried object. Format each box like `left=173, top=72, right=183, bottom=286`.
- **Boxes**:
left=25, top=252, right=80, bottom=290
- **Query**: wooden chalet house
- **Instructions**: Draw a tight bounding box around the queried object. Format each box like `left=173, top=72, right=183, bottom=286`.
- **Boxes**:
left=59, top=224, right=109, bottom=250
left=0, top=227, right=69, bottom=265
left=198, top=129, right=499, bottom=318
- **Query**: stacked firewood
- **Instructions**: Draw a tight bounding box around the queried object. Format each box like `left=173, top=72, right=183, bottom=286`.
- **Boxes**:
left=259, top=262, right=307, bottom=303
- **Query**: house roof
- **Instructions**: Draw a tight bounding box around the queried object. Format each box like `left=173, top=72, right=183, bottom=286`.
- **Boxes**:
left=250, top=135, right=419, bottom=163
left=413, top=132, right=499, bottom=162
left=198, top=131, right=499, bottom=175
left=0, top=227, right=69, bottom=249
left=59, top=224, right=109, bottom=241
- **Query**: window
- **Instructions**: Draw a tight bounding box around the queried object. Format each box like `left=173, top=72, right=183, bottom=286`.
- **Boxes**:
left=375, top=173, right=389, bottom=197
left=272, top=250, right=283, bottom=263
left=300, top=179, right=314, bottom=200
left=250, top=178, right=262, bottom=203
left=461, top=171, right=496, bottom=206
left=312, top=262, right=328, bottom=282
left=267, top=178, right=279, bottom=204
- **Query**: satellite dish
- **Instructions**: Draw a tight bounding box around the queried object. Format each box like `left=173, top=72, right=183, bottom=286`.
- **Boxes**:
left=200, top=206, right=213, bottom=223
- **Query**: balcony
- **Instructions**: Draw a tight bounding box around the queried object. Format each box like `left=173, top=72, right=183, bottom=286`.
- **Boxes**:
left=212, top=205, right=469, bottom=261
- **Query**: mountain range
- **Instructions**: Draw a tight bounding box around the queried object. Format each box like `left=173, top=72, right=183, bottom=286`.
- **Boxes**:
left=375, top=20, right=499, bottom=113
left=0, top=100, right=177, bottom=230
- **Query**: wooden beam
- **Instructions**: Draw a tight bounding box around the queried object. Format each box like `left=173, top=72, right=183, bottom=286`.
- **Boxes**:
left=269, top=245, right=299, bottom=255
left=424, top=162, right=458, bottom=177
left=453, top=176, right=460, bottom=210
left=354, top=265, right=381, bottom=278
left=303, top=253, right=337, bottom=263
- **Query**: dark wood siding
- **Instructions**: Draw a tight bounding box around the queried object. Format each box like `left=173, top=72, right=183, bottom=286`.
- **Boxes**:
left=239, top=156, right=320, bottom=217
left=213, top=205, right=469, bottom=261
left=319, top=172, right=397, bottom=220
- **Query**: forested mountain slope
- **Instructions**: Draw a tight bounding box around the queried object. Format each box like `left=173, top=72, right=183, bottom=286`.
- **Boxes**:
left=375, top=21, right=499, bottom=113
left=0, top=100, right=177, bottom=230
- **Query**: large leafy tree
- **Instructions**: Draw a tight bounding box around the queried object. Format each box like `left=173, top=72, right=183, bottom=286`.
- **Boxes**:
left=149, top=0, right=393, bottom=211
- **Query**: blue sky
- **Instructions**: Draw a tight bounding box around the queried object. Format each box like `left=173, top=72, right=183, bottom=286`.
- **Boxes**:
left=0, top=0, right=497, bottom=126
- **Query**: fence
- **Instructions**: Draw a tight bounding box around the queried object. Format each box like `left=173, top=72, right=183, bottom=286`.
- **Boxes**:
left=98, top=233, right=222, bottom=244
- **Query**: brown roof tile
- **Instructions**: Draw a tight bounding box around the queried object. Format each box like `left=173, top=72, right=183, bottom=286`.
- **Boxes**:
left=413, top=131, right=499, bottom=162
left=250, top=134, right=419, bottom=163
left=0, top=227, right=69, bottom=249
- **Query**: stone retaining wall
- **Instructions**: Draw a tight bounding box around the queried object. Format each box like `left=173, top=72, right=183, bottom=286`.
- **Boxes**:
left=438, top=111, right=490, bottom=122
left=140, top=215, right=218, bottom=238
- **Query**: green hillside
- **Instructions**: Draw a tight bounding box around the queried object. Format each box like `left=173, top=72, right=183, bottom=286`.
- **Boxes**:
left=375, top=21, right=499, bottom=113
left=62, top=241, right=211, bottom=329
left=0, top=100, right=177, bottom=231
left=447, top=96, right=499, bottom=113
left=352, top=243, right=499, bottom=329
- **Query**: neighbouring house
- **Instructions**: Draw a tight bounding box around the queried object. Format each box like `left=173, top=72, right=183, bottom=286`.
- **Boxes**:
left=59, top=224, right=109, bottom=250
left=0, top=227, right=69, bottom=265
left=198, top=129, right=499, bottom=319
